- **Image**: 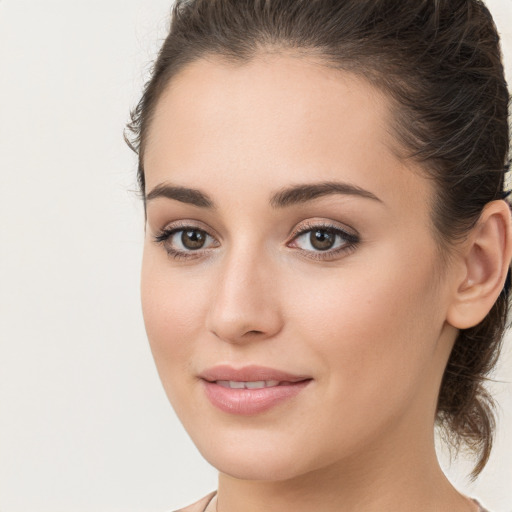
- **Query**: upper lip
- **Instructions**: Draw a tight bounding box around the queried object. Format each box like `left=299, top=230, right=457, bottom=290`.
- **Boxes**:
left=199, top=364, right=311, bottom=383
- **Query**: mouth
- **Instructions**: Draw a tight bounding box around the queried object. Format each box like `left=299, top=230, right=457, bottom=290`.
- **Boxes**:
left=199, top=365, right=312, bottom=415
left=214, top=380, right=299, bottom=389
left=199, top=364, right=311, bottom=383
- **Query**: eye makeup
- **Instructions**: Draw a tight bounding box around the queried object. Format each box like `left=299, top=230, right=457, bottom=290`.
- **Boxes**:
left=287, top=220, right=360, bottom=261
left=152, top=218, right=360, bottom=262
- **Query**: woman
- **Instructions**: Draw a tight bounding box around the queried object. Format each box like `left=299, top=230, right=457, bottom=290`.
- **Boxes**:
left=125, top=1, right=512, bottom=510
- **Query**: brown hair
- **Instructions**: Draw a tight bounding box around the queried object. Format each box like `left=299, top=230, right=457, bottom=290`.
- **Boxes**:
left=125, top=0, right=511, bottom=477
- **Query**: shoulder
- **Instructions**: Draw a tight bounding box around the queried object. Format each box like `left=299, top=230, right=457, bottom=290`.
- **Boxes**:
left=173, top=491, right=217, bottom=512
left=472, top=499, right=491, bottom=512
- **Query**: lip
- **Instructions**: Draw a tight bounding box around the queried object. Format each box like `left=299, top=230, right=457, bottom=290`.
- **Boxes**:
left=199, top=365, right=312, bottom=415
left=199, top=364, right=311, bottom=383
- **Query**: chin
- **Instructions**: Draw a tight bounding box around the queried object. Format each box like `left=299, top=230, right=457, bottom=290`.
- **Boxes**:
left=203, top=450, right=307, bottom=482
left=192, top=430, right=333, bottom=482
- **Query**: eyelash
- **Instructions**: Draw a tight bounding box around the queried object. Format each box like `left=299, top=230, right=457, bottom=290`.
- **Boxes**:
left=153, top=222, right=360, bottom=261
left=289, top=221, right=359, bottom=261
left=153, top=224, right=219, bottom=261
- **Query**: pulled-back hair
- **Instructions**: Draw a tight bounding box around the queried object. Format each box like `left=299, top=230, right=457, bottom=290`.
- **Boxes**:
left=125, top=0, right=511, bottom=477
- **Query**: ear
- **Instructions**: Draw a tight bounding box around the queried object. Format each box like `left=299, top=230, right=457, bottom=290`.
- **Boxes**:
left=447, top=200, right=512, bottom=330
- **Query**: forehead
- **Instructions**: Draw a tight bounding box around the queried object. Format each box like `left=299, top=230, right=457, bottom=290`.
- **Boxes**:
left=144, top=53, right=432, bottom=215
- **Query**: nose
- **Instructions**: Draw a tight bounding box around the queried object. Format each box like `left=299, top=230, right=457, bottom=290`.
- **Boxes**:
left=205, top=246, right=283, bottom=344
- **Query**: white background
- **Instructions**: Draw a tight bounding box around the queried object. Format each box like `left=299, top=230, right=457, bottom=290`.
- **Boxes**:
left=0, top=1, right=511, bottom=511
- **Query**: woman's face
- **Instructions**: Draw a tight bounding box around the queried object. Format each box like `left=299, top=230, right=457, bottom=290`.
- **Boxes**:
left=141, top=54, right=460, bottom=481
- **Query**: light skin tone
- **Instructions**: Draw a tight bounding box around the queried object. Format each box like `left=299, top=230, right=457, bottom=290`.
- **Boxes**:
left=140, top=53, right=512, bottom=512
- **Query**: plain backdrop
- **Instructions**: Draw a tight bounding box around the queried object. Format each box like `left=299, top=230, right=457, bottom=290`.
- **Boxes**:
left=0, top=1, right=511, bottom=511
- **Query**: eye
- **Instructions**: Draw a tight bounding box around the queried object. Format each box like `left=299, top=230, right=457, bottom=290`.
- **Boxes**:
left=175, top=229, right=211, bottom=250
left=154, top=225, right=219, bottom=259
left=297, top=228, right=339, bottom=251
left=288, top=223, right=359, bottom=258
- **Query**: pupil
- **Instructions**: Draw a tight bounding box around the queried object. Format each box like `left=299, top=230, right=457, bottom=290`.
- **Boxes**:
left=310, top=229, right=335, bottom=251
left=182, top=230, right=206, bottom=250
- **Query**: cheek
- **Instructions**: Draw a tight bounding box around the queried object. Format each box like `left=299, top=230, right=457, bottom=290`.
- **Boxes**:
left=140, top=249, right=209, bottom=390
left=288, top=243, right=445, bottom=412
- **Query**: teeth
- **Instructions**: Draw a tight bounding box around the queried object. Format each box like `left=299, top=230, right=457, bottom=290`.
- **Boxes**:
left=216, top=380, right=281, bottom=389
left=227, top=381, right=245, bottom=389
left=245, top=381, right=266, bottom=389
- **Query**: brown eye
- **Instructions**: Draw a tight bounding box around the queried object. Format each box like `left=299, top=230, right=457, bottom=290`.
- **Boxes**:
left=310, top=229, right=336, bottom=251
left=182, top=229, right=207, bottom=250
left=154, top=226, right=218, bottom=259
left=290, top=224, right=359, bottom=257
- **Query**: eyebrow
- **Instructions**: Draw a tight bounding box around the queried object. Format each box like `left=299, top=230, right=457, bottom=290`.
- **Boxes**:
left=145, top=180, right=382, bottom=209
left=146, top=183, right=216, bottom=208
left=269, top=181, right=383, bottom=208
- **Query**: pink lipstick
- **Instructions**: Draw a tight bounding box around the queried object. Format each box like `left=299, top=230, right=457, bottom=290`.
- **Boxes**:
left=199, top=365, right=312, bottom=415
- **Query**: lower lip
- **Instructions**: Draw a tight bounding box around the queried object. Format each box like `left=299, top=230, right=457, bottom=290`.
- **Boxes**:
left=202, top=380, right=311, bottom=415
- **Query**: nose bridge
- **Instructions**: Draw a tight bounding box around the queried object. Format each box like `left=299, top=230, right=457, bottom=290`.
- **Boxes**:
left=206, top=239, right=282, bottom=343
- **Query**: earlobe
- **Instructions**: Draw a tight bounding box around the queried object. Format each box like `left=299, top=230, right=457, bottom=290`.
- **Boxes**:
left=447, top=200, right=512, bottom=330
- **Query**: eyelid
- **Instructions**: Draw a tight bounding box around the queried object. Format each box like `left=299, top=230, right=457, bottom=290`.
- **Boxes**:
left=288, top=219, right=359, bottom=241
left=152, top=219, right=221, bottom=243
left=152, top=220, right=221, bottom=260
left=155, top=218, right=217, bottom=235
left=154, top=226, right=218, bottom=246
left=286, top=219, right=360, bottom=260
left=152, top=218, right=360, bottom=261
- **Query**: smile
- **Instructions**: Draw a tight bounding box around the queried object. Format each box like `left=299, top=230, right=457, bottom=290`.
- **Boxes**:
left=216, top=380, right=282, bottom=389
left=199, top=365, right=312, bottom=415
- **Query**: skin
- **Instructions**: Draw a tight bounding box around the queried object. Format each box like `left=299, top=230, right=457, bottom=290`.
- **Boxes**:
left=140, top=53, right=510, bottom=512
